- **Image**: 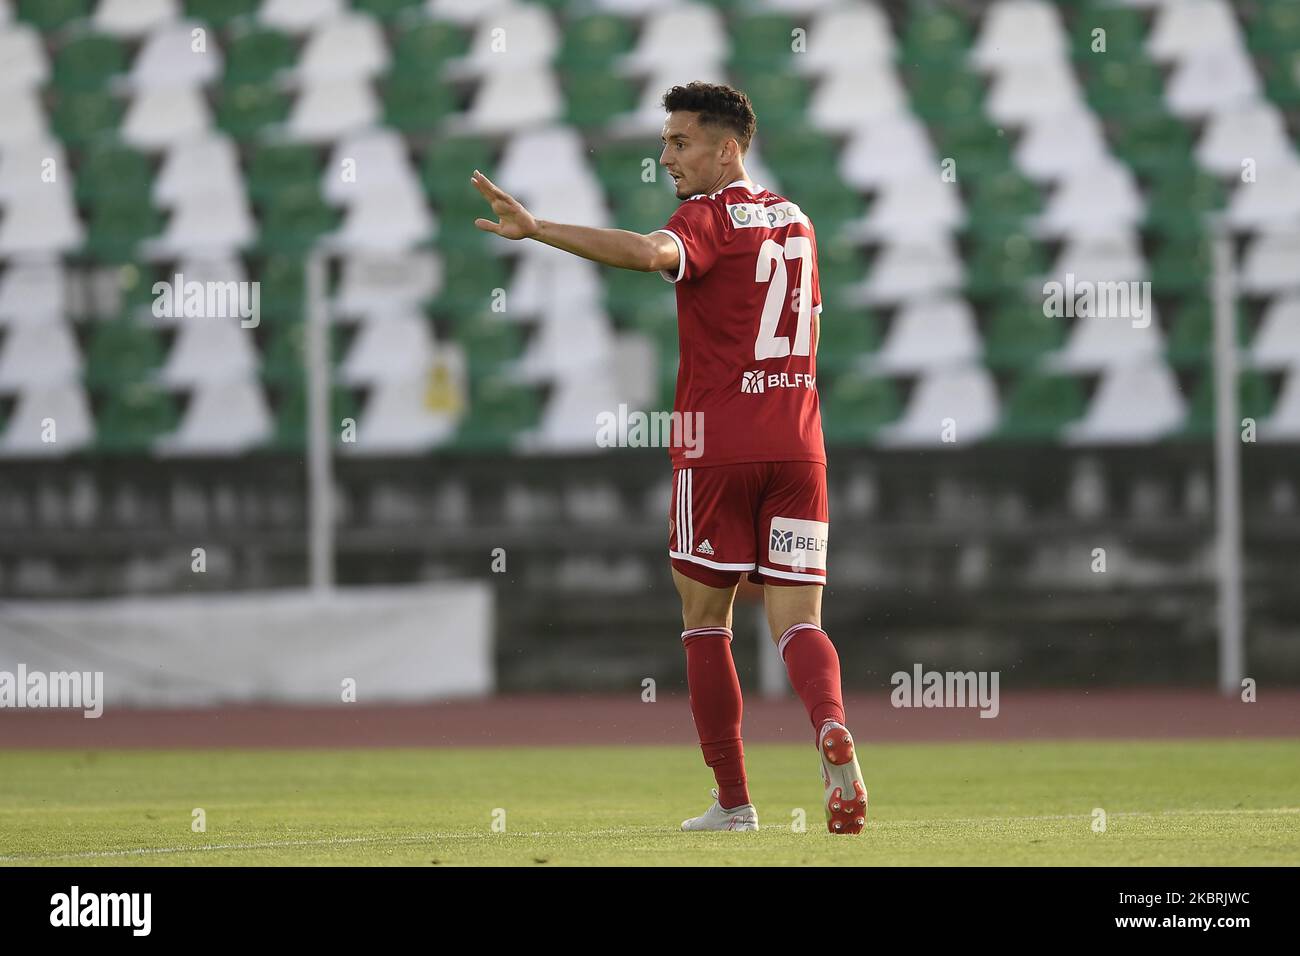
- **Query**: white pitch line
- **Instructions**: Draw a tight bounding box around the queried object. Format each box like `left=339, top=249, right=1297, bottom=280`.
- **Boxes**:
left=2, top=808, right=1296, bottom=863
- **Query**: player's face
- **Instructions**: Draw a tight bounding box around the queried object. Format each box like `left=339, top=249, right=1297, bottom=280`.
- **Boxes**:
left=660, top=112, right=726, bottom=200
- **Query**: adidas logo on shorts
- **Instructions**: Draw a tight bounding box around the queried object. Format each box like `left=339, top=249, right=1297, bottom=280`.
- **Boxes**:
left=696, top=539, right=715, bottom=556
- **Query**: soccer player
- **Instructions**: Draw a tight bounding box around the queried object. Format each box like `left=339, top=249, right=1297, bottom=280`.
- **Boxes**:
left=470, top=82, right=866, bottom=835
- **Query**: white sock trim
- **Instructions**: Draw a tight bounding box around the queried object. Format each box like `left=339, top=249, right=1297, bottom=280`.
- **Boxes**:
left=681, top=626, right=733, bottom=643
left=777, top=622, right=823, bottom=662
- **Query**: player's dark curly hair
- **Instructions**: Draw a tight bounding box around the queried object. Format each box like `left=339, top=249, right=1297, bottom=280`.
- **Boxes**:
left=661, top=82, right=757, bottom=153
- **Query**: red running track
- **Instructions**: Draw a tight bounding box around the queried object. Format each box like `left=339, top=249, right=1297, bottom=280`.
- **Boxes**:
left=1, top=690, right=1297, bottom=749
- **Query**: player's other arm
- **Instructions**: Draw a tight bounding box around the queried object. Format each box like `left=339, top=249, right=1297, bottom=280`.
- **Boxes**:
left=470, top=170, right=678, bottom=274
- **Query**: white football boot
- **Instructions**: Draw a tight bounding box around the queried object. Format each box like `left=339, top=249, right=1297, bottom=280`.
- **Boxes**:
left=819, top=720, right=868, bottom=834
left=680, top=789, right=759, bottom=831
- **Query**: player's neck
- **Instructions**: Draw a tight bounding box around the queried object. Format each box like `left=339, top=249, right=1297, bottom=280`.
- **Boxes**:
left=704, top=168, right=752, bottom=196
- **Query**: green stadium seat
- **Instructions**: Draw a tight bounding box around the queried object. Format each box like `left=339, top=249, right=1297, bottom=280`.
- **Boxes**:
left=603, top=267, right=676, bottom=328
left=186, top=0, right=258, bottom=28
left=1246, top=1, right=1300, bottom=54
left=1112, top=115, right=1197, bottom=179
left=900, top=8, right=972, bottom=65
left=966, top=172, right=1041, bottom=237
left=563, top=71, right=639, bottom=131
left=729, top=14, right=799, bottom=73
left=350, top=0, right=423, bottom=22
left=816, top=308, right=880, bottom=375
left=52, top=34, right=126, bottom=91
left=1146, top=171, right=1226, bottom=239
left=216, top=84, right=291, bottom=141
left=1150, top=235, right=1211, bottom=298
left=454, top=315, right=526, bottom=376
left=821, top=373, right=901, bottom=443
left=983, top=302, right=1066, bottom=370
left=391, top=20, right=469, bottom=78
left=732, top=70, right=810, bottom=132
left=592, top=142, right=664, bottom=193
left=51, top=91, right=122, bottom=145
left=1181, top=367, right=1274, bottom=439
left=1165, top=298, right=1248, bottom=369
left=16, top=0, right=90, bottom=32
left=424, top=138, right=496, bottom=202
left=994, top=373, right=1086, bottom=440
left=260, top=321, right=345, bottom=385
left=430, top=248, right=511, bottom=319
left=83, top=318, right=165, bottom=388
left=557, top=15, right=637, bottom=71
left=1071, top=3, right=1146, bottom=59
left=453, top=378, right=542, bottom=450
left=95, top=383, right=178, bottom=453
left=931, top=121, right=1012, bottom=178
left=223, top=28, right=297, bottom=87
left=1083, top=59, right=1165, bottom=119
left=257, top=185, right=339, bottom=253
left=385, top=74, right=458, bottom=134
left=257, top=257, right=307, bottom=324
left=908, top=67, right=985, bottom=123
left=270, top=380, right=359, bottom=451
left=760, top=126, right=840, bottom=189
left=246, top=144, right=320, bottom=202
left=85, top=198, right=163, bottom=263
left=966, top=232, right=1047, bottom=300
left=613, top=186, right=680, bottom=235
left=76, top=146, right=152, bottom=203
left=1259, top=52, right=1300, bottom=109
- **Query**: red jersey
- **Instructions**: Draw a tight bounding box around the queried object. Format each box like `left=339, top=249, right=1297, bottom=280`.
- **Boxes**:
left=652, top=180, right=826, bottom=469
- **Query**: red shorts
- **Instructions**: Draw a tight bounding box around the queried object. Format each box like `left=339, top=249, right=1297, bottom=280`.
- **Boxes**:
left=668, top=460, right=829, bottom=588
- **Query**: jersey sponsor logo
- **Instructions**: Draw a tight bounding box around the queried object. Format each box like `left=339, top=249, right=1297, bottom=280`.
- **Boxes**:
left=726, top=201, right=809, bottom=230
left=768, top=517, right=828, bottom=571
left=696, top=539, right=715, bottom=556
left=741, top=370, right=816, bottom=393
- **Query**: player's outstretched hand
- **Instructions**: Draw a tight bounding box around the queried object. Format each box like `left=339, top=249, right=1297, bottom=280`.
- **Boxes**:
left=470, top=170, right=538, bottom=240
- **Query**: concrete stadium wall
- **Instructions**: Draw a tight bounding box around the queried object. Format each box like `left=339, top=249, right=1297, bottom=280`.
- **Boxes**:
left=0, top=584, right=493, bottom=708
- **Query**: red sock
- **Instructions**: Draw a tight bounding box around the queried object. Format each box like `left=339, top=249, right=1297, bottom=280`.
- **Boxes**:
left=779, top=624, right=846, bottom=743
left=682, top=626, right=750, bottom=810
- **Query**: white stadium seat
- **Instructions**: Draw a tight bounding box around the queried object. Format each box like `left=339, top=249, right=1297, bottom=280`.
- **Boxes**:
left=1240, top=230, right=1300, bottom=296
left=986, top=59, right=1084, bottom=126
left=1066, top=359, right=1185, bottom=443
left=1147, top=0, right=1245, bottom=63
left=157, top=321, right=261, bottom=387
left=258, top=0, right=344, bottom=33
left=1164, top=47, right=1261, bottom=119
left=446, top=68, right=563, bottom=135
left=865, top=297, right=982, bottom=374
left=877, top=364, right=1000, bottom=447
left=286, top=77, right=381, bottom=143
left=839, top=116, right=938, bottom=190
left=807, top=63, right=908, bottom=133
left=970, top=0, right=1068, bottom=70
left=93, top=0, right=179, bottom=38
left=121, top=87, right=212, bottom=150
left=1195, top=103, right=1298, bottom=178
left=445, top=3, right=561, bottom=78
left=157, top=379, right=273, bottom=455
left=127, top=21, right=224, bottom=91
left=1226, top=163, right=1300, bottom=233
left=0, top=384, right=94, bottom=456
left=296, top=13, right=390, bottom=83
left=340, top=312, right=437, bottom=386
left=0, top=259, right=66, bottom=325
left=0, top=322, right=82, bottom=388
left=1250, top=295, right=1300, bottom=370
left=793, top=4, right=896, bottom=75
left=1014, top=108, right=1112, bottom=183
left=0, top=24, right=48, bottom=91
left=856, top=236, right=964, bottom=305
left=1036, top=161, right=1145, bottom=239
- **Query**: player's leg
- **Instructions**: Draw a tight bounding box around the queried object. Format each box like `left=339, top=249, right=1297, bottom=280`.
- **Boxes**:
left=669, top=465, right=760, bottom=830
left=754, top=462, right=866, bottom=834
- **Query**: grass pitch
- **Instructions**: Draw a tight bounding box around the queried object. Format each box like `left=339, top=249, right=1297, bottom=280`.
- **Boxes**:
left=1, top=739, right=1297, bottom=866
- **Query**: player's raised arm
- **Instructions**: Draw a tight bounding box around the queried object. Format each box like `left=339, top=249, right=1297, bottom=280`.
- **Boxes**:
left=469, top=169, right=678, bottom=274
